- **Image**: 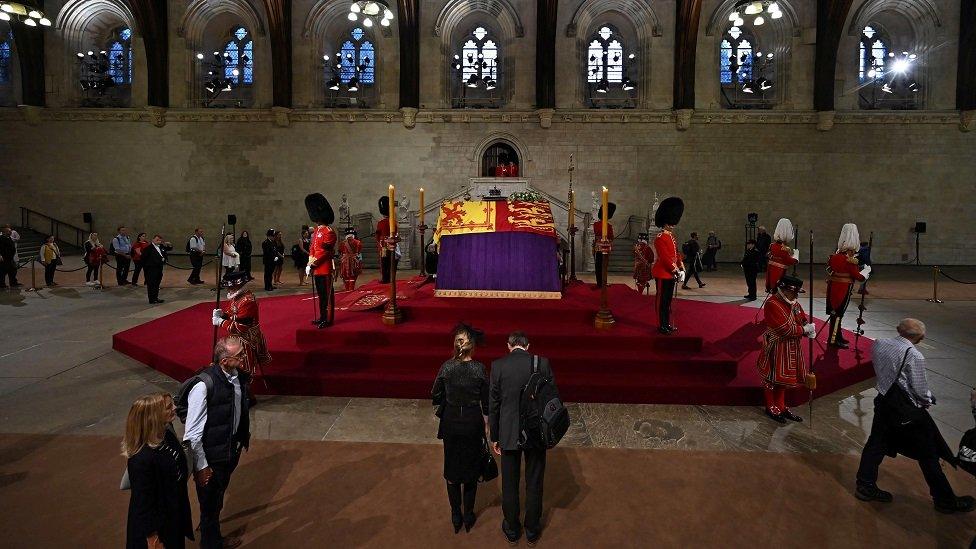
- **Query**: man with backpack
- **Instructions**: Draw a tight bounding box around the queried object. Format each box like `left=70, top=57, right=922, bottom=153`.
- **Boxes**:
left=180, top=336, right=251, bottom=548
left=490, top=332, right=566, bottom=547
left=187, top=228, right=206, bottom=285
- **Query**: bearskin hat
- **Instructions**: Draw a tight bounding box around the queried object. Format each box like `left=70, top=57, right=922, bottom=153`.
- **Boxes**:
left=597, top=202, right=617, bottom=221
left=654, top=197, right=684, bottom=228
left=378, top=196, right=390, bottom=217
left=305, top=193, right=334, bottom=225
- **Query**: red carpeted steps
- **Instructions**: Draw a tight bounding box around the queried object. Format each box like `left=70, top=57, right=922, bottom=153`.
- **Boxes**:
left=112, top=280, right=874, bottom=405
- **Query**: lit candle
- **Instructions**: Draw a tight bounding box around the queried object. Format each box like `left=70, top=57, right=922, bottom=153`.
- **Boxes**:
left=569, top=190, right=575, bottom=229
left=601, top=187, right=608, bottom=240
left=419, top=187, right=425, bottom=227
left=388, top=184, right=396, bottom=233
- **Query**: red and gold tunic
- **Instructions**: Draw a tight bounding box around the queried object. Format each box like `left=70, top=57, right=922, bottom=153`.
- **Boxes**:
left=339, top=237, right=363, bottom=285
left=826, top=251, right=865, bottom=314
left=375, top=217, right=391, bottom=258
left=652, top=230, right=682, bottom=280
left=757, top=293, right=808, bottom=388
left=633, top=241, right=653, bottom=290
left=219, top=290, right=270, bottom=375
left=765, top=242, right=798, bottom=293
left=308, top=224, right=337, bottom=276
left=592, top=221, right=614, bottom=254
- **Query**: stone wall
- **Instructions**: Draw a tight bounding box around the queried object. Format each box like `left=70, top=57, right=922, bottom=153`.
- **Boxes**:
left=2, top=112, right=973, bottom=265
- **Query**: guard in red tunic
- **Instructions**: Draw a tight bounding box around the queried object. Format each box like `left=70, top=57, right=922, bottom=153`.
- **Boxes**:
left=212, top=271, right=271, bottom=378
left=633, top=232, right=653, bottom=295
left=375, top=196, right=395, bottom=283
left=765, top=218, right=799, bottom=293
left=338, top=227, right=363, bottom=291
left=593, top=201, right=616, bottom=288
left=652, top=197, right=685, bottom=334
left=826, top=223, right=871, bottom=348
left=757, top=275, right=816, bottom=423
left=305, top=193, right=338, bottom=329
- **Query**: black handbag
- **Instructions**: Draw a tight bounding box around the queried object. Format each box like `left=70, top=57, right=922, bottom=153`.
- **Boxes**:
left=479, top=438, right=498, bottom=482
left=877, top=348, right=928, bottom=426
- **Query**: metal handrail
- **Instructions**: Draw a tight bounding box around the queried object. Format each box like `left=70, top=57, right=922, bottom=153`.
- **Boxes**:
left=19, top=207, right=89, bottom=249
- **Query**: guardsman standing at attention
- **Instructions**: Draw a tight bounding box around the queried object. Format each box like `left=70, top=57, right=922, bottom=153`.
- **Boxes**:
left=757, top=275, right=816, bottom=423
left=651, top=197, right=685, bottom=335
left=375, top=196, right=395, bottom=283
left=593, top=202, right=616, bottom=288
left=765, top=218, right=799, bottom=293
left=306, top=193, right=338, bottom=329
left=826, top=223, right=871, bottom=348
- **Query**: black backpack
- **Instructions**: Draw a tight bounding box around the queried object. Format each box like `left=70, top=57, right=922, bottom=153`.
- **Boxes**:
left=185, top=237, right=193, bottom=253
left=681, top=241, right=692, bottom=258
left=518, top=355, right=570, bottom=450
left=175, top=369, right=214, bottom=424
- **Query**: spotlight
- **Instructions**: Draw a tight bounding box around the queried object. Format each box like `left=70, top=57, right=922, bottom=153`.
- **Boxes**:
left=596, top=78, right=609, bottom=93
left=909, top=53, right=917, bottom=60
left=88, top=50, right=94, bottom=56
left=771, top=10, right=783, bottom=20
left=867, top=69, right=876, bottom=78
left=622, top=78, right=635, bottom=91
left=485, top=79, right=497, bottom=90
left=744, top=2, right=763, bottom=15
left=0, top=12, right=8, bottom=21
left=758, top=78, right=772, bottom=91
left=454, top=54, right=460, bottom=60
left=363, top=17, right=373, bottom=28
left=881, top=83, right=893, bottom=94
left=384, top=9, right=394, bottom=19
left=741, top=82, right=754, bottom=93
left=628, top=53, right=635, bottom=59
left=327, top=78, right=340, bottom=91
left=734, top=17, right=744, bottom=26
left=454, top=63, right=461, bottom=70
left=380, top=17, right=390, bottom=27
left=348, top=77, right=359, bottom=92
left=196, top=53, right=204, bottom=60
left=754, top=16, right=764, bottom=26
left=0, top=4, right=12, bottom=13
left=232, top=69, right=240, bottom=77
left=728, top=11, right=740, bottom=22
left=23, top=18, right=35, bottom=26
left=466, top=74, right=480, bottom=88
left=76, top=52, right=84, bottom=58
left=348, top=12, right=358, bottom=21
left=323, top=54, right=330, bottom=61
left=891, top=59, right=910, bottom=74
left=350, top=3, right=361, bottom=13
left=28, top=9, right=40, bottom=18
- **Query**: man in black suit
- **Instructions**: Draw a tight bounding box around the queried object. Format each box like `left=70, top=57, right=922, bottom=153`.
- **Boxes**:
left=0, top=226, right=19, bottom=288
left=261, top=229, right=278, bottom=291
left=490, top=332, right=553, bottom=546
left=142, top=234, right=172, bottom=304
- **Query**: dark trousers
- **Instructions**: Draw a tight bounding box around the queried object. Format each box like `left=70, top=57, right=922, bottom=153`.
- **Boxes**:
left=703, top=249, right=717, bottom=270
left=131, top=261, right=143, bottom=284
left=0, top=260, right=16, bottom=286
left=501, top=448, right=546, bottom=537
left=655, top=277, right=676, bottom=329
left=263, top=263, right=275, bottom=290
left=197, top=457, right=239, bottom=549
left=594, top=252, right=607, bottom=287
left=856, top=410, right=955, bottom=502
left=44, top=262, right=56, bottom=285
left=85, top=263, right=97, bottom=282
left=188, top=253, right=203, bottom=282
left=314, top=274, right=333, bottom=323
left=683, top=268, right=703, bottom=287
left=744, top=268, right=758, bottom=298
left=380, top=254, right=396, bottom=283
left=145, top=266, right=163, bottom=303
left=240, top=258, right=252, bottom=280
left=115, top=254, right=130, bottom=285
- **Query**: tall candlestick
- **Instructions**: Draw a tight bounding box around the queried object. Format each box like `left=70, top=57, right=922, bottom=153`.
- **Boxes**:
left=388, top=184, right=396, bottom=231
left=569, top=190, right=575, bottom=229
left=601, top=187, right=608, bottom=240
left=419, top=187, right=425, bottom=227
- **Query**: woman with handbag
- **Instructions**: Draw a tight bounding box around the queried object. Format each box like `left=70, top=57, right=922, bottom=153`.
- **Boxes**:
left=431, top=324, right=492, bottom=533
left=39, top=235, right=61, bottom=287
left=122, top=392, right=193, bottom=549
left=130, top=233, right=150, bottom=285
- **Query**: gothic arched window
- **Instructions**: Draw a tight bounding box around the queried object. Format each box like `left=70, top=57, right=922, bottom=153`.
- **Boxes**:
left=719, top=26, right=754, bottom=85
left=0, top=33, right=11, bottom=85
left=224, top=26, right=254, bottom=85
left=858, top=25, right=889, bottom=82
left=458, top=26, right=498, bottom=88
left=587, top=26, right=626, bottom=85
left=334, top=27, right=374, bottom=85
left=105, top=27, right=132, bottom=85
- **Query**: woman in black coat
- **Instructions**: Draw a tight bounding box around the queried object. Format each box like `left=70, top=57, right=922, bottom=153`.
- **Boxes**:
left=431, top=324, right=489, bottom=533
left=237, top=231, right=253, bottom=280
left=123, top=393, right=193, bottom=549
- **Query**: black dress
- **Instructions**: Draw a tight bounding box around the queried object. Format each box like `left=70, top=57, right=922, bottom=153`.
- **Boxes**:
left=126, top=428, right=193, bottom=549
left=432, top=358, right=489, bottom=484
left=237, top=236, right=253, bottom=277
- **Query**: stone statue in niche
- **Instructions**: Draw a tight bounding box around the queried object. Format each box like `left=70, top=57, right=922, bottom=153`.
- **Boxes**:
left=338, top=194, right=351, bottom=227
left=397, top=197, right=410, bottom=224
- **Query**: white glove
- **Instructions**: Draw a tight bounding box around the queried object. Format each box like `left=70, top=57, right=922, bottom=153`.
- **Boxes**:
left=305, top=265, right=311, bottom=276
left=275, top=256, right=281, bottom=263
left=803, top=323, right=816, bottom=338
left=677, top=270, right=686, bottom=283
left=791, top=248, right=799, bottom=262
left=859, top=265, right=871, bottom=279
left=211, top=309, right=223, bottom=326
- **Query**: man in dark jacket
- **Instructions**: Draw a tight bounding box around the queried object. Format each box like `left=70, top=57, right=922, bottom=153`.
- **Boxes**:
left=184, top=336, right=251, bottom=549
left=141, top=235, right=172, bottom=304
left=261, top=229, right=279, bottom=291
left=756, top=226, right=772, bottom=272
left=741, top=239, right=762, bottom=300
left=490, top=332, right=554, bottom=546
left=0, top=226, right=19, bottom=288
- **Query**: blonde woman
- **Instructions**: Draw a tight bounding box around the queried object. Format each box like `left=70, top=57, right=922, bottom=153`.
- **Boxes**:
left=84, top=233, right=102, bottom=285
left=38, top=235, right=61, bottom=287
left=122, top=393, right=193, bottom=549
left=222, top=234, right=240, bottom=278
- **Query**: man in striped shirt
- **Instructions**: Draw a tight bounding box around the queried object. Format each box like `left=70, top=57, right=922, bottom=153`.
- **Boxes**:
left=855, top=319, right=974, bottom=513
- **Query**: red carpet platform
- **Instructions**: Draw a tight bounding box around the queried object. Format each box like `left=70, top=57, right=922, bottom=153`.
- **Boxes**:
left=113, top=280, right=874, bottom=406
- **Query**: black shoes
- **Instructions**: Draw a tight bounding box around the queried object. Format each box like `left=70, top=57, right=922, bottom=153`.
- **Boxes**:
left=855, top=484, right=893, bottom=503
left=527, top=530, right=541, bottom=547
left=452, top=510, right=463, bottom=534
left=502, top=521, right=520, bottom=546
left=744, top=295, right=757, bottom=301
left=780, top=409, right=803, bottom=423
left=935, top=495, right=976, bottom=514
left=315, top=320, right=332, bottom=329
left=150, top=299, right=165, bottom=304
left=463, top=511, right=476, bottom=532
left=699, top=283, right=706, bottom=288
left=765, top=408, right=787, bottom=424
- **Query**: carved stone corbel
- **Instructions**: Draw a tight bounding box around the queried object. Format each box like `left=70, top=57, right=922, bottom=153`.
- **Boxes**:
left=146, top=106, right=167, bottom=128
left=674, top=108, right=693, bottom=131
left=401, top=107, right=418, bottom=129
left=960, top=110, right=975, bottom=132
left=536, top=108, right=554, bottom=129
left=271, top=106, right=291, bottom=127
left=19, top=105, right=42, bottom=126
left=816, top=110, right=835, bottom=131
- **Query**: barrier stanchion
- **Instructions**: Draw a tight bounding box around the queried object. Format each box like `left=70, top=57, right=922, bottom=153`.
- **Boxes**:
left=27, top=257, right=37, bottom=292
left=97, top=261, right=104, bottom=290
left=926, top=265, right=943, bottom=303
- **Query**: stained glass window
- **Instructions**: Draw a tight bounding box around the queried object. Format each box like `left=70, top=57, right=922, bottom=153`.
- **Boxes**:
left=720, top=27, right=756, bottom=85
left=0, top=36, right=11, bottom=85
left=457, top=27, right=498, bottom=86
left=859, top=26, right=889, bottom=82
left=587, top=26, right=627, bottom=84
left=720, top=40, right=732, bottom=84
left=106, top=27, right=132, bottom=85
left=331, top=28, right=375, bottom=86
left=224, top=27, right=254, bottom=85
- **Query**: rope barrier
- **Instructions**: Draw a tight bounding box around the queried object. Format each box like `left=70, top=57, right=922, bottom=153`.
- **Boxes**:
left=938, top=268, right=976, bottom=285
